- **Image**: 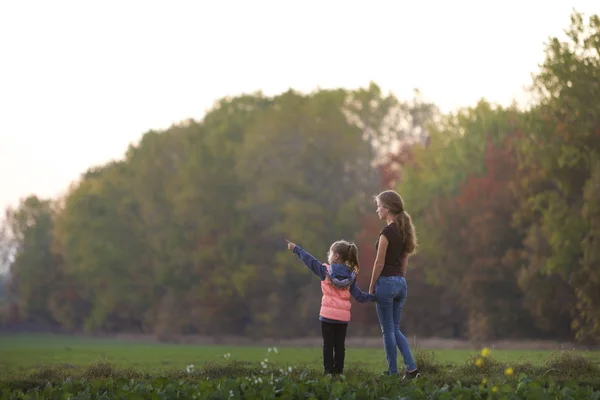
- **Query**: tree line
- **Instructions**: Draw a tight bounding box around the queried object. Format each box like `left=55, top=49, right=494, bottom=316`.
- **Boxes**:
left=1, top=11, right=599, bottom=344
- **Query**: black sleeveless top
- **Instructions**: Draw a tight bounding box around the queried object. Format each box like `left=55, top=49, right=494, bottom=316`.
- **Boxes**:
left=375, top=223, right=406, bottom=277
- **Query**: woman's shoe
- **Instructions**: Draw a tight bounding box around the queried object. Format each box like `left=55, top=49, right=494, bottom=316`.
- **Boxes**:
left=402, top=369, right=421, bottom=380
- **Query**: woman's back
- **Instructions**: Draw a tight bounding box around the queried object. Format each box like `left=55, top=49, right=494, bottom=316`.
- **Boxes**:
left=376, top=222, right=407, bottom=277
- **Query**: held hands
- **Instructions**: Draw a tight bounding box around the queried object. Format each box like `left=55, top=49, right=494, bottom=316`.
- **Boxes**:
left=285, top=239, right=296, bottom=251
left=368, top=283, right=377, bottom=302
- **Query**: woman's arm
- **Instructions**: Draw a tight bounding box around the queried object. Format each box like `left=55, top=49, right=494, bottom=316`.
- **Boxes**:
left=369, top=234, right=388, bottom=294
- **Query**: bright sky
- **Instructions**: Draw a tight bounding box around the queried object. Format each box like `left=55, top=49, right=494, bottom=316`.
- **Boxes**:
left=1, top=0, right=599, bottom=213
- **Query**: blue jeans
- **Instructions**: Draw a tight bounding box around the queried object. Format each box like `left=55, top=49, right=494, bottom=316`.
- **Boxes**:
left=375, top=276, right=417, bottom=374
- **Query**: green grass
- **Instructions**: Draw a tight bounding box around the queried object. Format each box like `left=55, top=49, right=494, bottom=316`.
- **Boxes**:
left=1, top=333, right=599, bottom=376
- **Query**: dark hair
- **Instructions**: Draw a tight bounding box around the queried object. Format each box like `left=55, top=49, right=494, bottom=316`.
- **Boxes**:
left=330, top=240, right=360, bottom=274
left=375, top=190, right=418, bottom=255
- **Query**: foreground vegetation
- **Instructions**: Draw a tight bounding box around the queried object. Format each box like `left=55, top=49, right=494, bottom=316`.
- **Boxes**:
left=2, top=349, right=600, bottom=399
left=2, top=335, right=600, bottom=399
left=4, top=372, right=598, bottom=400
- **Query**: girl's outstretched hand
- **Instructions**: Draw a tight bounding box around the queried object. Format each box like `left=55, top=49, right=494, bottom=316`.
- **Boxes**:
left=285, top=239, right=296, bottom=251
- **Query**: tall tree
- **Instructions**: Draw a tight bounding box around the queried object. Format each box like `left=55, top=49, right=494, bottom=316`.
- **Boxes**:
left=515, top=10, right=600, bottom=342
left=4, top=196, right=75, bottom=327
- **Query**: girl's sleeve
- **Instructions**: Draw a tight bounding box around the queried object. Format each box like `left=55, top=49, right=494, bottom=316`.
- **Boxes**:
left=349, top=280, right=375, bottom=303
left=292, top=246, right=328, bottom=281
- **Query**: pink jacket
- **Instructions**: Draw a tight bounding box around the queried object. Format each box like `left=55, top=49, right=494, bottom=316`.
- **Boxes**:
left=320, top=264, right=352, bottom=322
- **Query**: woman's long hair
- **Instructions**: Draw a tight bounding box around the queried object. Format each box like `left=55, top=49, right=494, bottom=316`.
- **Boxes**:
left=376, top=190, right=418, bottom=255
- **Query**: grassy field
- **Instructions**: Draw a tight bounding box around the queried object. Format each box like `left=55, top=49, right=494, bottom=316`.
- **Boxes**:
left=2, top=334, right=600, bottom=399
left=1, top=333, right=600, bottom=375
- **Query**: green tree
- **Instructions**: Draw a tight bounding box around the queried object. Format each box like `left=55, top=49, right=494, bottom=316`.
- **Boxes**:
left=3, top=196, right=77, bottom=327
left=516, top=10, right=600, bottom=342
left=54, top=161, right=147, bottom=332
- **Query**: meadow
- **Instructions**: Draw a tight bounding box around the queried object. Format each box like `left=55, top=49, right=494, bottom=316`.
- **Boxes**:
left=1, top=334, right=600, bottom=399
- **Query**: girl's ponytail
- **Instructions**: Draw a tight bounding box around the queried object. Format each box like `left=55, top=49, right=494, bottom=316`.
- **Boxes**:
left=346, top=243, right=360, bottom=274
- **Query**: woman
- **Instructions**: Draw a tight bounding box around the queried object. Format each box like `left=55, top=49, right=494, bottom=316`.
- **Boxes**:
left=368, top=190, right=420, bottom=378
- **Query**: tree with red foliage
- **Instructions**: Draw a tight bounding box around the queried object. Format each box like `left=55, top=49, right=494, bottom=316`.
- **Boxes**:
left=352, top=143, right=463, bottom=338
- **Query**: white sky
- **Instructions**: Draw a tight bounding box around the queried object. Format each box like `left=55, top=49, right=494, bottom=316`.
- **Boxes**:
left=1, top=0, right=599, bottom=213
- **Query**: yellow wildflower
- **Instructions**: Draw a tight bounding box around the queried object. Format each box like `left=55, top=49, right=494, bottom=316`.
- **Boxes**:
left=481, top=347, right=491, bottom=357
left=475, top=358, right=484, bottom=367
left=492, top=386, right=498, bottom=392
left=505, top=367, right=514, bottom=376
left=481, top=378, right=488, bottom=385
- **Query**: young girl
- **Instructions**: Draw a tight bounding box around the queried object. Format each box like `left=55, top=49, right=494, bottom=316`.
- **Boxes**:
left=285, top=238, right=375, bottom=375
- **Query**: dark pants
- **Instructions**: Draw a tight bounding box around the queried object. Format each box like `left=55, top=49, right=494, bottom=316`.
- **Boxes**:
left=321, top=321, right=348, bottom=374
